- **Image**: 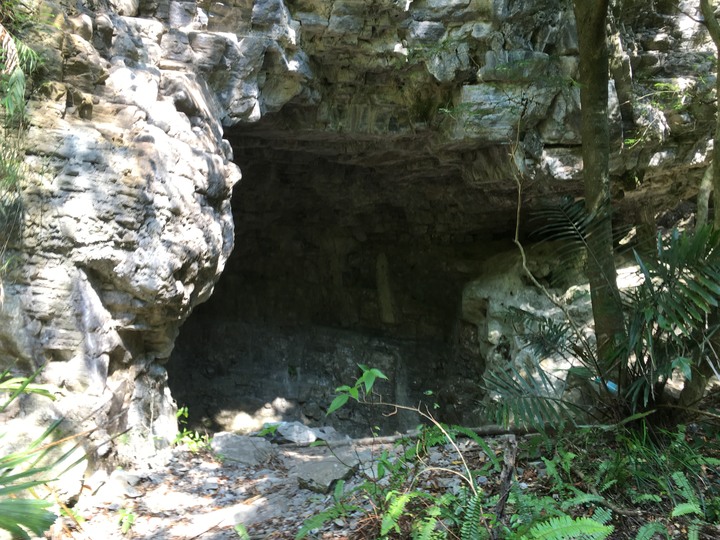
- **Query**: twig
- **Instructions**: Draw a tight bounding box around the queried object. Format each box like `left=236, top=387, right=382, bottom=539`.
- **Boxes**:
left=323, top=424, right=533, bottom=448
left=657, top=403, right=720, bottom=421
left=572, top=467, right=642, bottom=517
left=279, top=424, right=533, bottom=449
left=509, top=133, right=605, bottom=382
left=492, top=434, right=518, bottom=538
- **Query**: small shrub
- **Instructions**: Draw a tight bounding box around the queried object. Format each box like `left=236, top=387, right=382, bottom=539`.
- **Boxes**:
left=173, top=406, right=210, bottom=452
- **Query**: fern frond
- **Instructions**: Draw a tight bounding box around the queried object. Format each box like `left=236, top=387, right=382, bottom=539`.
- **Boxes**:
left=634, top=522, right=668, bottom=540
left=381, top=491, right=415, bottom=536
left=295, top=506, right=344, bottom=539
left=670, top=471, right=700, bottom=507
left=598, top=479, right=617, bottom=493
left=591, top=507, right=613, bottom=526
left=670, top=501, right=703, bottom=518
left=460, top=494, right=484, bottom=540
left=630, top=492, right=662, bottom=504
left=525, top=515, right=613, bottom=539
left=559, top=492, right=606, bottom=511
left=413, top=516, right=439, bottom=540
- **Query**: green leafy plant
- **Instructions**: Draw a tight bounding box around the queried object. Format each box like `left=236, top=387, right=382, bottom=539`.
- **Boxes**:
left=303, top=367, right=637, bottom=540
left=117, top=507, right=136, bottom=535
left=0, top=8, right=40, bottom=250
left=539, top=420, right=720, bottom=539
left=299, top=366, right=486, bottom=539
left=303, top=366, right=720, bottom=539
left=327, top=364, right=389, bottom=415
left=0, top=0, right=33, bottom=30
left=173, top=406, right=210, bottom=452
left=234, top=523, right=251, bottom=539
left=0, top=367, right=55, bottom=409
left=501, top=488, right=566, bottom=538
left=623, top=227, right=720, bottom=406
left=296, top=479, right=361, bottom=539
left=1, top=24, right=39, bottom=126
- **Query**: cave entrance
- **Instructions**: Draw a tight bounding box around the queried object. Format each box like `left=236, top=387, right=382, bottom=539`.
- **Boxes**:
left=167, top=111, right=516, bottom=436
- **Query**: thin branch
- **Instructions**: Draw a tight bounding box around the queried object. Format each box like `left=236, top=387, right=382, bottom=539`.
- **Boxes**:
left=658, top=403, right=720, bottom=420
left=510, top=138, right=601, bottom=376
left=572, top=467, right=643, bottom=517
left=492, top=434, right=518, bottom=536
left=701, top=0, right=720, bottom=48
left=674, top=6, right=704, bottom=24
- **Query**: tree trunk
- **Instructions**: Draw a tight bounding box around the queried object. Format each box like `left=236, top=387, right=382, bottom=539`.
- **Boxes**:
left=696, top=163, right=713, bottom=230
left=700, top=0, right=720, bottom=228
left=680, top=0, right=720, bottom=410
left=573, top=0, right=626, bottom=385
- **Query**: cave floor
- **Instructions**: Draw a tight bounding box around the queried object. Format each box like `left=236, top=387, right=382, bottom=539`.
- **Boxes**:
left=49, top=432, right=714, bottom=540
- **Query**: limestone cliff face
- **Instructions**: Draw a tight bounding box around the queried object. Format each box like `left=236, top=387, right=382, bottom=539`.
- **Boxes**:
left=1, top=0, right=243, bottom=461
left=0, top=0, right=714, bottom=459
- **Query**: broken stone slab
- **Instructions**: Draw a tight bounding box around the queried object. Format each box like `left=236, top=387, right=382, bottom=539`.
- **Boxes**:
left=211, top=432, right=276, bottom=466
left=277, top=421, right=317, bottom=444
left=283, top=446, right=367, bottom=494
left=311, top=426, right=351, bottom=444
left=86, top=469, right=144, bottom=503
left=258, top=422, right=352, bottom=445
left=281, top=446, right=372, bottom=494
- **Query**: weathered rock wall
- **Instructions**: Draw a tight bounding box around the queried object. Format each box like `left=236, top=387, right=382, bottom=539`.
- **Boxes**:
left=0, top=0, right=716, bottom=458
left=1, top=0, right=241, bottom=463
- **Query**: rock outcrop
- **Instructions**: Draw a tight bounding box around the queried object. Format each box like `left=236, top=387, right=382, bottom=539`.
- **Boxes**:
left=0, top=0, right=715, bottom=460
left=169, top=0, right=716, bottom=433
left=1, top=0, right=241, bottom=463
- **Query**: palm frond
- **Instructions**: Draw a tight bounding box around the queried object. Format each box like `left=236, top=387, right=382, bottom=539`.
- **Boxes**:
left=0, top=499, right=56, bottom=540
left=483, top=363, right=581, bottom=430
left=0, top=368, right=85, bottom=540
left=610, top=225, right=720, bottom=407
left=13, top=38, right=38, bottom=74
left=0, top=23, right=38, bottom=125
left=505, top=307, right=578, bottom=360
left=495, top=197, right=720, bottom=424
left=531, top=198, right=595, bottom=243
left=1, top=66, right=26, bottom=121
left=530, top=198, right=626, bottom=289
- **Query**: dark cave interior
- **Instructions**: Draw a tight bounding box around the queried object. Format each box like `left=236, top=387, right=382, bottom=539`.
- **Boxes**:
left=165, top=112, right=532, bottom=436
left=163, top=102, right=693, bottom=436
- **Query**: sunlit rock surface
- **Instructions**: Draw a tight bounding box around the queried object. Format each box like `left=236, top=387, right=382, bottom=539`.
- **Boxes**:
left=1, top=0, right=240, bottom=462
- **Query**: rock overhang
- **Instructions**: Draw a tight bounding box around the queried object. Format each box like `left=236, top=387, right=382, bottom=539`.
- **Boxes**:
left=167, top=0, right=716, bottom=434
